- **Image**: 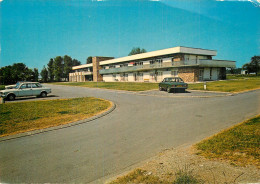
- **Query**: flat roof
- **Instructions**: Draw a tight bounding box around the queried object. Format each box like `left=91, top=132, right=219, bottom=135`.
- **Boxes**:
left=72, top=46, right=217, bottom=70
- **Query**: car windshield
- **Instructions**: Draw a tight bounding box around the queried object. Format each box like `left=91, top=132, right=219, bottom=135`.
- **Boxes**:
left=14, top=83, right=21, bottom=89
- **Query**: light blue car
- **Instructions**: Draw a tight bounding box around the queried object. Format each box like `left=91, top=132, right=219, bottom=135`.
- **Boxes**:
left=0, top=82, right=51, bottom=101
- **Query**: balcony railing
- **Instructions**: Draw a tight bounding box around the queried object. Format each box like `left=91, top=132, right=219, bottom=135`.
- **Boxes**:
left=99, top=59, right=235, bottom=74
left=69, top=71, right=93, bottom=76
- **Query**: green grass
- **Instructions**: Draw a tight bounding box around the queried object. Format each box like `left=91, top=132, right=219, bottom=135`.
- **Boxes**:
left=52, top=82, right=159, bottom=91
left=227, top=74, right=260, bottom=80
left=188, top=75, right=260, bottom=92
left=196, top=115, right=260, bottom=168
left=52, top=75, right=260, bottom=92
left=0, top=97, right=111, bottom=137
left=0, top=85, right=5, bottom=90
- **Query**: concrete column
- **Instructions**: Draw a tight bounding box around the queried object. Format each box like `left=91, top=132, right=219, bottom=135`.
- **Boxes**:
left=92, top=56, right=114, bottom=82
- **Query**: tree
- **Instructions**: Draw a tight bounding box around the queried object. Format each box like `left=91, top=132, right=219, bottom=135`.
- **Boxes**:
left=86, top=56, right=92, bottom=64
left=33, top=68, right=39, bottom=82
left=63, top=55, right=73, bottom=81
left=11, top=63, right=28, bottom=82
left=72, top=59, right=81, bottom=66
left=47, top=58, right=54, bottom=82
left=40, top=66, right=48, bottom=83
left=53, top=56, right=63, bottom=81
left=242, top=56, right=260, bottom=75
left=128, top=47, right=147, bottom=56
left=0, top=63, right=38, bottom=85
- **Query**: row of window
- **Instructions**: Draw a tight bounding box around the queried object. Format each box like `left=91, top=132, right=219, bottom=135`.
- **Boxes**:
left=111, top=70, right=178, bottom=81
left=104, top=59, right=165, bottom=70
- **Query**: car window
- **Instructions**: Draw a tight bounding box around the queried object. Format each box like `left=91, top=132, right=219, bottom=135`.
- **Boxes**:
left=170, top=78, right=176, bottom=82
left=32, top=84, right=38, bottom=88
left=20, top=84, right=26, bottom=89
left=20, top=84, right=31, bottom=89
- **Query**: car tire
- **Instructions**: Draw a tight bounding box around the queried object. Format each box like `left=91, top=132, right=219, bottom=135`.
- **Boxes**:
left=40, top=92, right=47, bottom=98
left=159, top=86, right=163, bottom=91
left=167, top=87, right=171, bottom=93
left=7, top=94, right=15, bottom=101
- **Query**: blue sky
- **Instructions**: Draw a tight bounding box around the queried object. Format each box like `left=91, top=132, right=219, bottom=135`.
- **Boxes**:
left=0, top=0, right=259, bottom=70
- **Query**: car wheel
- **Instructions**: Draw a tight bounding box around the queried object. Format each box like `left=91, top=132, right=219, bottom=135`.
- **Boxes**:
left=159, top=86, right=163, bottom=91
left=167, top=87, right=171, bottom=93
left=7, top=94, right=15, bottom=101
left=40, top=92, right=47, bottom=98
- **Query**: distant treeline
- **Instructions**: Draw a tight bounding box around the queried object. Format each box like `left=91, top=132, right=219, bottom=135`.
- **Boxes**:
left=0, top=63, right=38, bottom=85
left=41, top=55, right=81, bottom=82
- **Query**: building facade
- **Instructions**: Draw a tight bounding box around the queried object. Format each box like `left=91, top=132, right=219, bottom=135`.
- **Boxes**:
left=69, top=46, right=236, bottom=83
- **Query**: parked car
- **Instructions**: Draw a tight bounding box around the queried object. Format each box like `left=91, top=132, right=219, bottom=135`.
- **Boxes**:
left=0, top=82, right=51, bottom=101
left=159, top=77, right=188, bottom=93
left=5, top=81, right=26, bottom=89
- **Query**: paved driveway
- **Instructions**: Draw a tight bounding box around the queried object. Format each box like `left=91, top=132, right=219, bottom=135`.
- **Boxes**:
left=0, top=85, right=259, bottom=183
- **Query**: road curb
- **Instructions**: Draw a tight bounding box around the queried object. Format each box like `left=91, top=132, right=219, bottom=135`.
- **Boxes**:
left=0, top=101, right=116, bottom=142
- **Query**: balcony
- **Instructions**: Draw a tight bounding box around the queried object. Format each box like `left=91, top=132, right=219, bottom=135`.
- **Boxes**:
left=99, top=59, right=235, bottom=74
left=69, top=71, right=93, bottom=76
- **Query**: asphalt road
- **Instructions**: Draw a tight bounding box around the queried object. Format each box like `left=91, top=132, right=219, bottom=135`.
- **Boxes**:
left=0, top=85, right=259, bottom=183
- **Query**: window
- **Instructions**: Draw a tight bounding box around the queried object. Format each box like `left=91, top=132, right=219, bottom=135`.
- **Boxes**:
left=20, top=83, right=31, bottom=89
left=171, top=70, right=178, bottom=77
left=32, top=84, right=39, bottom=88
left=134, top=62, right=143, bottom=66
left=138, top=73, right=143, bottom=81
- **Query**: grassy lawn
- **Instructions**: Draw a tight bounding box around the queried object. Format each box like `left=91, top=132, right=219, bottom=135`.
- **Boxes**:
left=189, top=75, right=260, bottom=92
left=52, top=82, right=159, bottom=91
left=196, top=115, right=260, bottom=168
left=51, top=75, right=260, bottom=92
left=0, top=97, right=111, bottom=137
left=0, top=85, right=5, bottom=90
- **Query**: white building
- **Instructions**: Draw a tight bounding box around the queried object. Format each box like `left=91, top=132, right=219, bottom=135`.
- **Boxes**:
left=69, top=46, right=235, bottom=82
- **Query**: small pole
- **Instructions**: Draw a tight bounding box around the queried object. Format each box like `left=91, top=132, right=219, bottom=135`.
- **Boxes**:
left=204, top=82, right=207, bottom=90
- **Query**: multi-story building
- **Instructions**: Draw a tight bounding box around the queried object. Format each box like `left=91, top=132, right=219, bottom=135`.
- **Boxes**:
left=69, top=46, right=235, bottom=83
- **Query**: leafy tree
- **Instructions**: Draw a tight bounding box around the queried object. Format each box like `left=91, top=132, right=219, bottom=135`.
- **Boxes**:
left=72, top=59, right=81, bottom=66
left=33, top=68, right=39, bottom=82
left=128, top=47, right=147, bottom=56
left=64, top=55, right=73, bottom=81
left=86, top=56, right=92, bottom=64
left=53, top=56, right=63, bottom=81
left=243, top=56, right=260, bottom=75
left=40, top=65, right=48, bottom=83
left=47, top=58, right=54, bottom=82
left=11, top=63, right=28, bottom=82
left=0, top=63, right=38, bottom=85
left=0, top=65, right=12, bottom=84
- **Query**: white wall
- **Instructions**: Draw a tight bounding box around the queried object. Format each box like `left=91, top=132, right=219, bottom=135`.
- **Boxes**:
left=103, top=75, right=113, bottom=82
left=128, top=73, right=135, bottom=82
left=143, top=61, right=150, bottom=65
left=163, top=71, right=171, bottom=78
left=116, top=74, right=120, bottom=81
left=143, top=72, right=150, bottom=80
left=163, top=58, right=171, bottom=63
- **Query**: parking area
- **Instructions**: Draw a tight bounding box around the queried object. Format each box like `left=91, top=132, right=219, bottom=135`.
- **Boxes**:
left=138, top=89, right=232, bottom=97
left=1, top=87, right=233, bottom=104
